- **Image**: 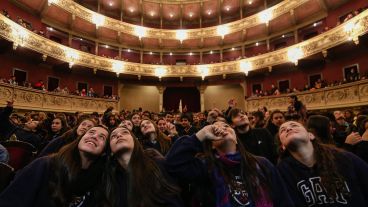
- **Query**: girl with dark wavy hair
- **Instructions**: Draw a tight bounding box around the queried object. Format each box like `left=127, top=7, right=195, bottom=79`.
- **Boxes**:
left=140, top=119, right=171, bottom=155
left=39, top=116, right=98, bottom=156
left=277, top=121, right=368, bottom=206
left=0, top=126, right=109, bottom=207
left=166, top=121, right=293, bottom=207
left=105, top=126, right=183, bottom=207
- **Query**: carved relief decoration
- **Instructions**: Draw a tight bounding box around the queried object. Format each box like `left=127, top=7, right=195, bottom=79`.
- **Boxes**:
left=246, top=80, right=368, bottom=112
left=0, top=84, right=118, bottom=113
left=51, top=0, right=308, bottom=40
left=0, top=10, right=367, bottom=77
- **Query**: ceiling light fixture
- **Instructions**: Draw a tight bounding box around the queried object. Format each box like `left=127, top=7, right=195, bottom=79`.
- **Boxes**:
left=176, top=30, right=187, bottom=43
left=217, top=25, right=229, bottom=39
left=134, top=25, right=146, bottom=39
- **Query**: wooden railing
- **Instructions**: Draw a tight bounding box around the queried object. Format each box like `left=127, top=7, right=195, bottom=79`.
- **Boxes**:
left=245, top=79, right=368, bottom=112
left=0, top=83, right=119, bottom=113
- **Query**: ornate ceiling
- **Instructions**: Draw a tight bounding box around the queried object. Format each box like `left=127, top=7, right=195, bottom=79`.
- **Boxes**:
left=14, top=0, right=349, bottom=51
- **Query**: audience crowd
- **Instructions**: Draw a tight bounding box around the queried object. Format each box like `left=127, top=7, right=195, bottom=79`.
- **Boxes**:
left=0, top=95, right=367, bottom=206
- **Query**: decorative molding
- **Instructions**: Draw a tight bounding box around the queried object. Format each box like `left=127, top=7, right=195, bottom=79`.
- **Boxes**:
left=0, top=10, right=367, bottom=77
left=0, top=83, right=118, bottom=113
left=50, top=0, right=308, bottom=40
left=245, top=79, right=368, bottom=112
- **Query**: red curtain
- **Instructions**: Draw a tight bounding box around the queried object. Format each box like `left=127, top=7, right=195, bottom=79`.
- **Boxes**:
left=163, top=87, right=200, bottom=112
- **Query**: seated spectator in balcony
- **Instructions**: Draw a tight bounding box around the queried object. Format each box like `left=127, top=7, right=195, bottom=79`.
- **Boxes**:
left=227, top=108, right=278, bottom=164
left=34, top=80, right=44, bottom=90
left=178, top=114, right=197, bottom=137
left=8, top=75, right=17, bottom=85
left=140, top=119, right=171, bottom=155
left=314, top=79, right=322, bottom=89
left=2, top=9, right=10, bottom=18
left=53, top=86, right=62, bottom=93
left=0, top=101, right=43, bottom=149
left=0, top=77, right=6, bottom=84
left=274, top=89, right=281, bottom=95
left=292, top=88, right=299, bottom=93
left=265, top=110, right=285, bottom=138
left=344, top=13, right=354, bottom=22
left=73, top=89, right=80, bottom=96
left=347, top=68, right=360, bottom=82
left=60, top=86, right=69, bottom=94
left=303, top=84, right=310, bottom=91
left=80, top=88, right=87, bottom=97
left=87, top=87, right=95, bottom=97
left=270, top=84, right=278, bottom=95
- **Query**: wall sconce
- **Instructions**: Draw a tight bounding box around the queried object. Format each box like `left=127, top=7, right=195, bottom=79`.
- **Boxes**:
left=176, top=30, right=187, bottom=43
left=240, top=61, right=252, bottom=76
left=65, top=50, right=79, bottom=68
left=155, top=67, right=166, bottom=81
left=134, top=26, right=146, bottom=40
left=12, top=27, right=28, bottom=47
left=197, top=65, right=209, bottom=80
left=217, top=25, right=229, bottom=39
left=287, top=47, right=303, bottom=66
left=92, top=13, right=105, bottom=28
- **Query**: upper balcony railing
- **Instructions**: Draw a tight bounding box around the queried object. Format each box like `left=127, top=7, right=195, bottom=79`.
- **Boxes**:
left=49, top=0, right=308, bottom=40
left=0, top=83, right=119, bottom=113
left=0, top=9, right=367, bottom=78
left=245, top=79, right=368, bottom=112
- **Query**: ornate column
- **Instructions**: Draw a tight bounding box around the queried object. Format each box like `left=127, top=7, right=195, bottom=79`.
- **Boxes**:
left=157, top=86, right=166, bottom=112
left=197, top=85, right=207, bottom=112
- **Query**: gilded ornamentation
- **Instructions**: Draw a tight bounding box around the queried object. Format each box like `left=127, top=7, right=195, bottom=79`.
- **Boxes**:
left=0, top=84, right=118, bottom=113
left=0, top=10, right=367, bottom=77
left=246, top=80, right=368, bottom=112
left=50, top=0, right=309, bottom=40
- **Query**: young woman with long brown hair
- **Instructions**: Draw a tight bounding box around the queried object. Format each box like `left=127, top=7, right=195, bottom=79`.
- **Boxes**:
left=0, top=126, right=109, bottom=207
left=165, top=121, right=293, bottom=207
left=277, top=121, right=368, bottom=206
left=104, top=126, right=183, bottom=207
left=39, top=115, right=98, bottom=156
left=140, top=119, right=171, bottom=155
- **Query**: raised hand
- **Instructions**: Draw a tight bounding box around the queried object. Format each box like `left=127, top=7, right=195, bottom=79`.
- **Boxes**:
left=196, top=124, right=228, bottom=142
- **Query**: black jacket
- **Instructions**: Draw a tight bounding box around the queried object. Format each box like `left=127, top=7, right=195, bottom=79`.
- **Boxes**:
left=237, top=128, right=278, bottom=164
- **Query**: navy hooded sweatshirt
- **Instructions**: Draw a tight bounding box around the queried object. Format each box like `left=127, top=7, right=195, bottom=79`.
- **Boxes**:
left=165, top=135, right=294, bottom=207
left=277, top=151, right=368, bottom=207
